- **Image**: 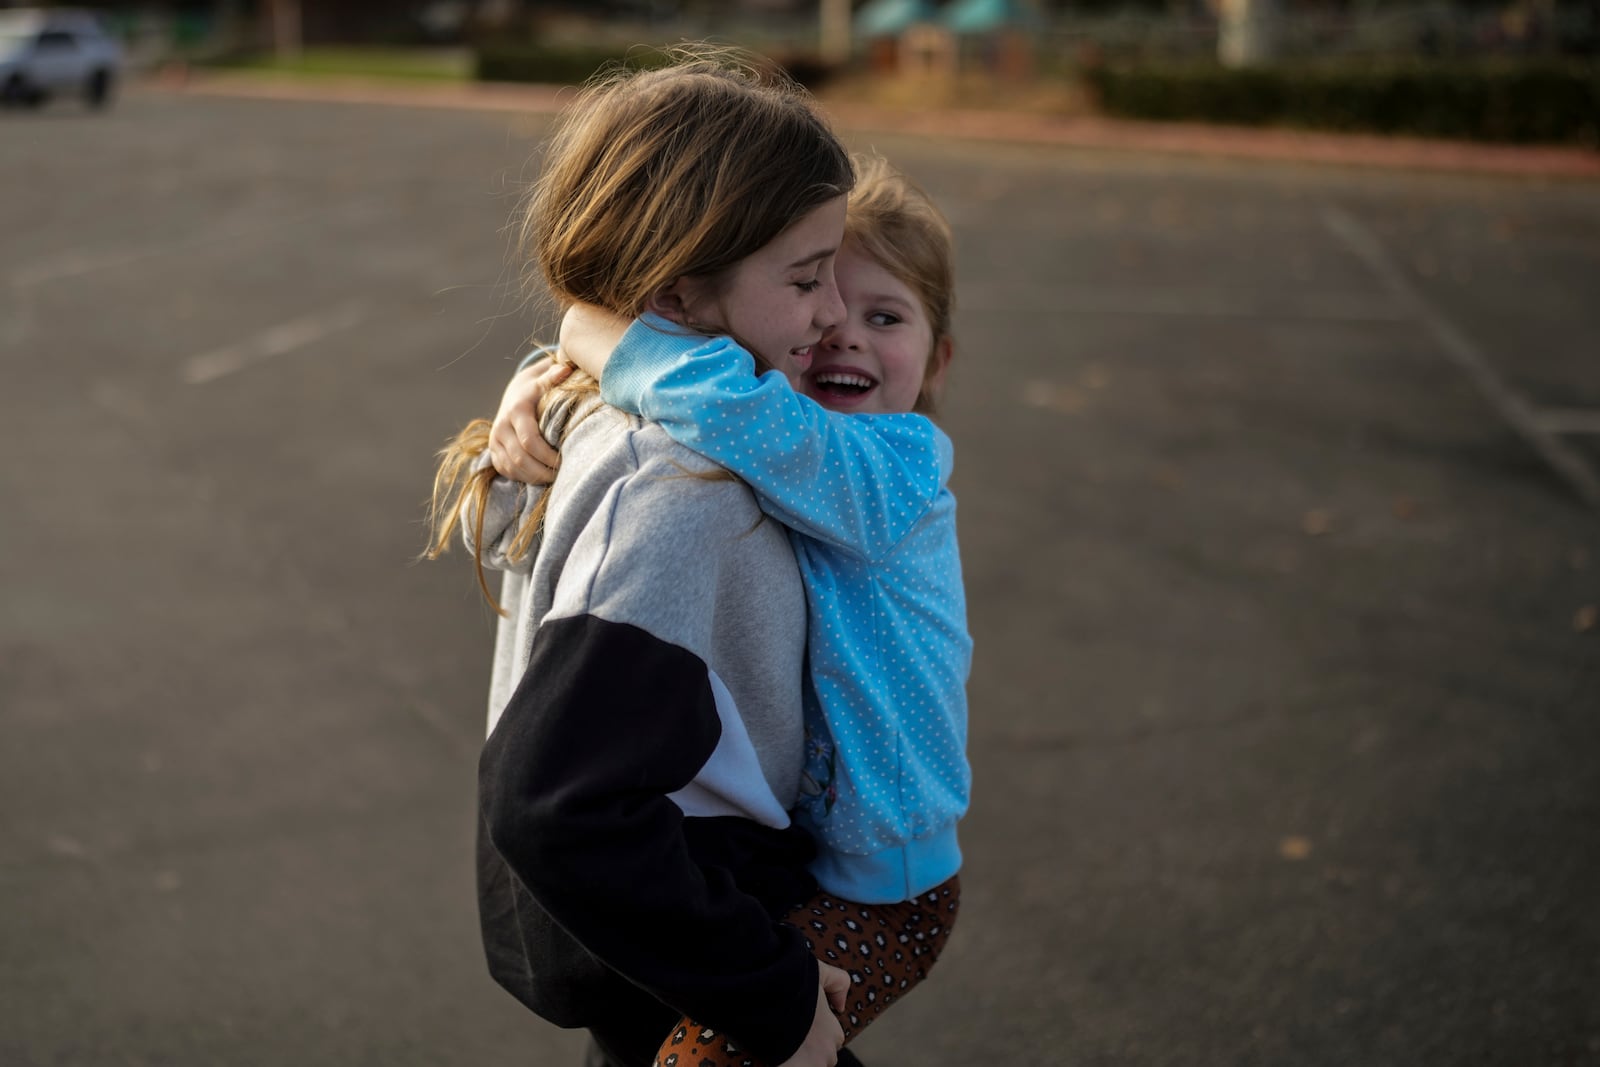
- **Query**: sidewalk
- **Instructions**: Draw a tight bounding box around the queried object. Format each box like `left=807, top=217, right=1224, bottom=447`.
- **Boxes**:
left=155, top=69, right=1600, bottom=181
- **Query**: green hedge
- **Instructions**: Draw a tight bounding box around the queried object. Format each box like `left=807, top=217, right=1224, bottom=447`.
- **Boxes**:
left=475, top=44, right=676, bottom=86
left=475, top=43, right=832, bottom=90
left=1085, top=61, right=1600, bottom=146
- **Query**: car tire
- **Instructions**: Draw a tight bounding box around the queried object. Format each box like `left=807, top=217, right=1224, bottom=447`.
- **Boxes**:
left=85, top=69, right=114, bottom=109
left=2, top=75, right=32, bottom=107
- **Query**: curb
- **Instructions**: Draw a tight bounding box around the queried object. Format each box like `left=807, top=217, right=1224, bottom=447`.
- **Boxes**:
left=826, top=105, right=1600, bottom=181
left=149, top=72, right=1600, bottom=182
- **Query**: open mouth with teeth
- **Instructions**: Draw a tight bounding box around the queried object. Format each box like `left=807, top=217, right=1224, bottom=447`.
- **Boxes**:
left=807, top=368, right=879, bottom=404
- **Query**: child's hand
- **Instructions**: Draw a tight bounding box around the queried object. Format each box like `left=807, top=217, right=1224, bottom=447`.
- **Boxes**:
left=819, top=961, right=849, bottom=1014
left=487, top=357, right=571, bottom=485
left=775, top=965, right=848, bottom=1067
left=558, top=303, right=631, bottom=381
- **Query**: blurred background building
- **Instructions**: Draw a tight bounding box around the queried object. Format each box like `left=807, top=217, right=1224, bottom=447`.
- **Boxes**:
left=12, top=0, right=1593, bottom=65
left=3, top=0, right=1592, bottom=144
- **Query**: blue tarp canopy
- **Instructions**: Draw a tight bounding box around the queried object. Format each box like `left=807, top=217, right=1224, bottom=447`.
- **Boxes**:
left=855, top=0, right=939, bottom=38
left=940, top=0, right=1039, bottom=33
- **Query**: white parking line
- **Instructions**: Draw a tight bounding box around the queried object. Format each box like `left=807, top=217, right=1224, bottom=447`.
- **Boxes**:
left=9, top=219, right=302, bottom=289
left=1322, top=205, right=1600, bottom=511
left=12, top=246, right=183, bottom=289
left=8, top=207, right=375, bottom=290
left=1534, top=408, right=1600, bottom=436
left=180, top=300, right=370, bottom=385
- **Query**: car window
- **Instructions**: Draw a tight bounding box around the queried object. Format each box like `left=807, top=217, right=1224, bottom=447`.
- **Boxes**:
left=37, top=30, right=78, bottom=50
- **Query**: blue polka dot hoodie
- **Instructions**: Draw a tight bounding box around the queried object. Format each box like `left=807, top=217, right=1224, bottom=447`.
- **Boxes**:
left=602, top=315, right=973, bottom=905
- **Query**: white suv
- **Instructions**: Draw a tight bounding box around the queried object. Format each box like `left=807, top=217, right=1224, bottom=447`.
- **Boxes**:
left=0, top=9, right=124, bottom=109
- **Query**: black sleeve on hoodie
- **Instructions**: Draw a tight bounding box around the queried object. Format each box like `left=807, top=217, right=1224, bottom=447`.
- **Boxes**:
left=479, top=612, right=819, bottom=1064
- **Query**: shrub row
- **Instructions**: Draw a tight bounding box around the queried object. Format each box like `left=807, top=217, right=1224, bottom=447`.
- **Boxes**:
left=1085, top=60, right=1600, bottom=145
left=474, top=43, right=678, bottom=86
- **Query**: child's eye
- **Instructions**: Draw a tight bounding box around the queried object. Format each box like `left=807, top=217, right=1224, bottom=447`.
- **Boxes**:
left=795, top=279, right=822, bottom=293
left=867, top=311, right=902, bottom=327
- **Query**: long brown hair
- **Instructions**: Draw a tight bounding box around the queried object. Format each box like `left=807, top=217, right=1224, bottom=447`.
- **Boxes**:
left=425, top=47, right=854, bottom=613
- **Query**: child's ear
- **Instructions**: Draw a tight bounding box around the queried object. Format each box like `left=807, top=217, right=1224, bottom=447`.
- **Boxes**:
left=923, top=335, right=955, bottom=397
left=644, top=278, right=693, bottom=324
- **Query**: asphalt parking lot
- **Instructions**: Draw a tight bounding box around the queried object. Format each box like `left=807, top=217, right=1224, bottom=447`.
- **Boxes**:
left=3, top=89, right=1598, bottom=1066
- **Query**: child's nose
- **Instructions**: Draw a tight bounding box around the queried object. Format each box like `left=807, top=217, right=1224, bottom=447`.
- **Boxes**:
left=822, top=324, right=860, bottom=351
left=817, top=279, right=846, bottom=330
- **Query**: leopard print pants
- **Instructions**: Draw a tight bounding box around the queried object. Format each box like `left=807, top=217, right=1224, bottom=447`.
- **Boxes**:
left=653, top=875, right=961, bottom=1067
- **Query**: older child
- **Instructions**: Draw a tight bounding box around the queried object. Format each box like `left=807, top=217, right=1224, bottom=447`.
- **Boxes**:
left=490, top=155, right=970, bottom=1067
left=425, top=51, right=857, bottom=1067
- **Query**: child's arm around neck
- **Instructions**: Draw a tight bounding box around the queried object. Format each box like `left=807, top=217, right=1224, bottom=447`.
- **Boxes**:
left=558, top=304, right=628, bottom=381
left=596, top=313, right=952, bottom=563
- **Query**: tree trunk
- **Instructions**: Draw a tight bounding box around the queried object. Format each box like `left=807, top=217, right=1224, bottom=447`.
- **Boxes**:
left=821, top=0, right=852, bottom=65
left=1217, top=0, right=1277, bottom=68
left=270, top=0, right=302, bottom=59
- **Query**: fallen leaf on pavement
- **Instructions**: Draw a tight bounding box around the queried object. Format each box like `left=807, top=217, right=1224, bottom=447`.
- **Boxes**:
left=1023, top=381, right=1087, bottom=415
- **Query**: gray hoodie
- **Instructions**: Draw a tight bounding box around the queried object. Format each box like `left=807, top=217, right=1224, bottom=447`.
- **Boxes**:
left=468, top=393, right=822, bottom=1063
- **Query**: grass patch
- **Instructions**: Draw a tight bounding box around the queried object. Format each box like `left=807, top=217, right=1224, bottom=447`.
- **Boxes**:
left=214, top=48, right=472, bottom=83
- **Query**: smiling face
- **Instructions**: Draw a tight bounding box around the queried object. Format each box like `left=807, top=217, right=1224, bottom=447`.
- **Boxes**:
left=798, top=239, right=951, bottom=415
left=670, top=194, right=848, bottom=380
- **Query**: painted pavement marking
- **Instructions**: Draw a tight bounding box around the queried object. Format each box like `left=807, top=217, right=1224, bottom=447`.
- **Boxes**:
left=180, top=300, right=370, bottom=385
left=1322, top=205, right=1600, bottom=511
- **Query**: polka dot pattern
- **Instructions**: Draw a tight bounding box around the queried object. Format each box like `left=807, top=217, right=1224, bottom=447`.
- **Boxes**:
left=603, top=322, right=974, bottom=899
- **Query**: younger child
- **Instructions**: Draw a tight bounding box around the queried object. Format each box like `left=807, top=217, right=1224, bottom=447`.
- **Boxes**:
left=493, top=155, right=971, bottom=1066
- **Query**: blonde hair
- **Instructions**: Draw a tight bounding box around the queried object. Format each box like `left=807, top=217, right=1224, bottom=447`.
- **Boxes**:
left=425, top=48, right=854, bottom=612
left=842, top=154, right=955, bottom=415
